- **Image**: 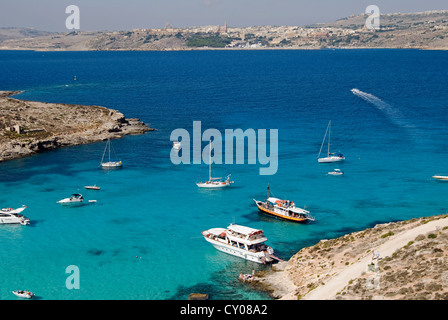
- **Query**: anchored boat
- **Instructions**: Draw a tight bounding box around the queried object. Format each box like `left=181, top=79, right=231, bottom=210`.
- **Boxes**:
left=318, top=120, right=345, bottom=163
left=202, top=224, right=279, bottom=264
left=0, top=205, right=30, bottom=225
left=100, top=138, right=122, bottom=169
left=197, top=140, right=233, bottom=188
left=433, top=175, right=448, bottom=181
left=57, top=194, right=84, bottom=206
left=253, top=185, right=314, bottom=223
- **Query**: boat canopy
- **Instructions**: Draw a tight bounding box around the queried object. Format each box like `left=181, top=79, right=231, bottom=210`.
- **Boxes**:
left=227, top=224, right=263, bottom=236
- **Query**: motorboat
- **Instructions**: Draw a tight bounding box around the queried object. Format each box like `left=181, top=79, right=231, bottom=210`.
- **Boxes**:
left=84, top=185, right=100, bottom=190
left=12, top=290, right=34, bottom=299
left=328, top=169, right=344, bottom=176
left=57, top=194, right=84, bottom=205
left=202, top=224, right=279, bottom=264
left=100, top=139, right=123, bottom=169
left=197, top=140, right=233, bottom=189
left=0, top=205, right=30, bottom=225
left=318, top=120, right=345, bottom=163
left=173, top=141, right=181, bottom=150
left=253, top=185, right=314, bottom=223
left=433, top=175, right=448, bottom=181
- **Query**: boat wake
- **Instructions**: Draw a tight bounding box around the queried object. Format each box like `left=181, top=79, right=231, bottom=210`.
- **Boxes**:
left=351, top=88, right=418, bottom=136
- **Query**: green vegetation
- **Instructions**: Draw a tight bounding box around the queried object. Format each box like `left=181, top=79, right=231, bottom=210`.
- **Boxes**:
left=186, top=34, right=232, bottom=48
left=381, top=231, right=395, bottom=239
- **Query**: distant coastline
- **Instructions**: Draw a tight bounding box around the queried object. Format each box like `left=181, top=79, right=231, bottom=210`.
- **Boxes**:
left=0, top=91, right=154, bottom=162
left=1, top=10, right=447, bottom=51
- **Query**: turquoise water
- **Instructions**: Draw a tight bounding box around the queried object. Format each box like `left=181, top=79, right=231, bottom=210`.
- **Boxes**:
left=0, top=50, right=448, bottom=299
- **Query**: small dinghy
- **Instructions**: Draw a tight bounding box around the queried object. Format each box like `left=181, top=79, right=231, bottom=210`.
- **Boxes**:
left=328, top=169, right=344, bottom=176
left=12, top=290, right=34, bottom=299
left=84, top=185, right=100, bottom=190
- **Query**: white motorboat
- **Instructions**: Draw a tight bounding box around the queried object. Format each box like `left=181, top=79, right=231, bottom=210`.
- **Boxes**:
left=253, top=185, right=314, bottom=223
left=0, top=205, right=30, bottom=225
left=318, top=120, right=345, bottom=163
left=57, top=194, right=84, bottom=205
left=201, top=224, right=278, bottom=264
left=173, top=141, right=181, bottom=150
left=197, top=140, right=233, bottom=188
left=433, top=175, right=448, bottom=181
left=12, top=290, right=34, bottom=299
left=100, top=139, right=122, bottom=169
left=328, top=169, right=344, bottom=176
left=84, top=185, right=100, bottom=190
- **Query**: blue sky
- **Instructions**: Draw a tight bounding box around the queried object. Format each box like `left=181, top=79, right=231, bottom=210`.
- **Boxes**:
left=1, top=0, right=447, bottom=31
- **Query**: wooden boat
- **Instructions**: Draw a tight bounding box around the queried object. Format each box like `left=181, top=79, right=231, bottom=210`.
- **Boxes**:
left=253, top=185, right=314, bottom=223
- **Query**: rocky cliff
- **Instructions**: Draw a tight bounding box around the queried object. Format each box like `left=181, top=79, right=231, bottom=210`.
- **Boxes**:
left=0, top=91, right=153, bottom=161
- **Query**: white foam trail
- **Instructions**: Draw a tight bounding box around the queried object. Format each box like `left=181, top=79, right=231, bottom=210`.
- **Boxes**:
left=351, top=88, right=416, bottom=132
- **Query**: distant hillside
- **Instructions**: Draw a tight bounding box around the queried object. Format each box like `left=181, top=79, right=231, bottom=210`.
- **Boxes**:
left=0, top=10, right=447, bottom=51
left=0, top=27, right=53, bottom=43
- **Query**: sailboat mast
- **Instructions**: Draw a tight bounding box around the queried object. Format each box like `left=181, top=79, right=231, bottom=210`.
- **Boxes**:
left=328, top=120, right=331, bottom=156
left=209, top=140, right=212, bottom=181
left=108, top=139, right=111, bottom=161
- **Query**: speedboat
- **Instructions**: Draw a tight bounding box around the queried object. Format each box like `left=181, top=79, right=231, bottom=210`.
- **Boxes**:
left=253, top=185, right=314, bottom=223
left=12, top=290, right=34, bottom=299
left=173, top=141, right=181, bottom=150
left=433, top=175, right=448, bottom=181
left=328, top=169, right=344, bottom=176
left=202, top=224, right=279, bottom=264
left=57, top=194, right=84, bottom=205
left=0, top=205, right=30, bottom=225
left=84, top=185, right=100, bottom=190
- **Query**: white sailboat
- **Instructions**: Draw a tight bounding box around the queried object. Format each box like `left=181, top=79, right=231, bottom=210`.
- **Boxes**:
left=196, top=141, right=233, bottom=188
left=317, top=120, right=345, bottom=163
left=100, top=138, right=122, bottom=169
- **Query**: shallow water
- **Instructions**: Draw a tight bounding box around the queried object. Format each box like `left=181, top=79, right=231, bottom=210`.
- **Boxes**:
left=0, top=49, right=447, bottom=299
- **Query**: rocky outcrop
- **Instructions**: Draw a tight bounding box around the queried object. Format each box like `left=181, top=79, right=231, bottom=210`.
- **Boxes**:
left=0, top=91, right=154, bottom=161
left=254, top=214, right=448, bottom=300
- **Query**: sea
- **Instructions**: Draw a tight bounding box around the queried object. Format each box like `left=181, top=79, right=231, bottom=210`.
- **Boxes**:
left=0, top=49, right=447, bottom=300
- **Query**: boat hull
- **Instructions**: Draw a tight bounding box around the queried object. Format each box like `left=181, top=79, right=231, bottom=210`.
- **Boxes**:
left=254, top=200, right=313, bottom=223
left=101, top=161, right=122, bottom=169
left=318, top=156, right=345, bottom=163
left=202, top=233, right=272, bottom=264
left=196, top=181, right=232, bottom=188
left=433, top=175, right=448, bottom=181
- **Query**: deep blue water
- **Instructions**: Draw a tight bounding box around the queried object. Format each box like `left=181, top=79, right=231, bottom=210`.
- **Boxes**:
left=0, top=49, right=447, bottom=299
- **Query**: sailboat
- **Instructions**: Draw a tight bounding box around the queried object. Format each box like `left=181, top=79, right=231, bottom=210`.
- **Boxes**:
left=317, top=120, right=345, bottom=163
left=196, top=141, right=233, bottom=188
left=100, top=138, right=122, bottom=169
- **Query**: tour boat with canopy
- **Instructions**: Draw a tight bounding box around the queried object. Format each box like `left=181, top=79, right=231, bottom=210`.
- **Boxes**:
left=253, top=185, right=314, bottom=223
left=201, top=224, right=280, bottom=264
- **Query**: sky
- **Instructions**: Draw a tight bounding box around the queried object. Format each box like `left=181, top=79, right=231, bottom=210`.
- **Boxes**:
left=1, top=0, right=447, bottom=32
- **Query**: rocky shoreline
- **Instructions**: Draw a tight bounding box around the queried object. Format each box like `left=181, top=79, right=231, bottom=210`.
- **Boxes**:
left=0, top=91, right=154, bottom=162
left=252, top=213, right=448, bottom=300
